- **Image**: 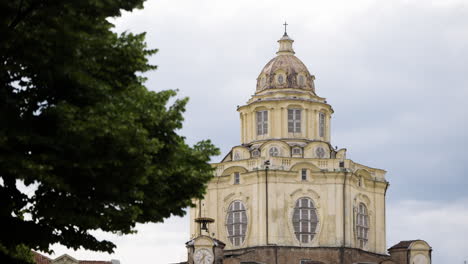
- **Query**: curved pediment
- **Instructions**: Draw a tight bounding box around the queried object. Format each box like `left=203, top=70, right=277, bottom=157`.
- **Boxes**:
left=290, top=161, right=321, bottom=172
left=221, top=165, right=248, bottom=176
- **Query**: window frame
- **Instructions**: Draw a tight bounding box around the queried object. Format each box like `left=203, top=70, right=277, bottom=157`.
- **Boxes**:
left=234, top=172, right=240, bottom=185
left=251, top=149, right=260, bottom=158
left=292, top=147, right=302, bottom=156
left=356, top=203, right=369, bottom=248
left=256, top=110, right=268, bottom=136
left=292, top=197, right=319, bottom=244
left=301, top=168, right=307, bottom=181
left=269, top=146, right=279, bottom=157
left=226, top=200, right=248, bottom=246
left=288, top=108, right=302, bottom=133
left=298, top=74, right=305, bottom=86
left=277, top=74, right=285, bottom=84
left=319, top=112, right=325, bottom=138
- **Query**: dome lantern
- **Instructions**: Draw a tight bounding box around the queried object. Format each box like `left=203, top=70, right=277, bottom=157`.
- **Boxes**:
left=277, top=33, right=295, bottom=55
left=256, top=27, right=316, bottom=94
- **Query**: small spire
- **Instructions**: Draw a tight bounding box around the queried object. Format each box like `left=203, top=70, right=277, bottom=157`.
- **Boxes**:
left=277, top=22, right=294, bottom=55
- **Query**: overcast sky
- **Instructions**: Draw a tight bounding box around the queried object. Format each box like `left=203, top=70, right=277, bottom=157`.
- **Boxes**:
left=46, top=0, right=468, bottom=263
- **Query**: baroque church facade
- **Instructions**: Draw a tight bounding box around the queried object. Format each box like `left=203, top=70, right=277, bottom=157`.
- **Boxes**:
left=185, top=30, right=432, bottom=264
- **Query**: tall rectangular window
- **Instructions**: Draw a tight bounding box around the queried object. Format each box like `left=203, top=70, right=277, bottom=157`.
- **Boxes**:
left=234, top=172, right=240, bottom=184
left=288, top=109, right=301, bottom=133
left=256, top=110, right=268, bottom=135
left=301, top=168, right=307, bottom=181
left=319, top=112, right=325, bottom=137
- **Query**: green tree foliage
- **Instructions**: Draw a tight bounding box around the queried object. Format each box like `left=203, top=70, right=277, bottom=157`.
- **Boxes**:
left=0, top=1, right=219, bottom=263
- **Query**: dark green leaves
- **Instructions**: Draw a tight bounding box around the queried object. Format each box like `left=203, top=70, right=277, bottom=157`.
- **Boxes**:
left=0, top=1, right=219, bottom=263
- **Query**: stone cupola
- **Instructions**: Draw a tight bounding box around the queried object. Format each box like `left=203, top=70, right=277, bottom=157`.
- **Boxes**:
left=256, top=33, right=316, bottom=94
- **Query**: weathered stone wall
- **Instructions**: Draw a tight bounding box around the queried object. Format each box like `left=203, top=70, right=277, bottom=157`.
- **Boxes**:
left=388, top=249, right=407, bottom=264
left=223, top=246, right=392, bottom=264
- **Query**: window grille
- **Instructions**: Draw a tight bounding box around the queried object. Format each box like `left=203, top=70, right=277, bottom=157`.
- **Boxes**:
left=356, top=203, right=369, bottom=248
left=288, top=109, right=302, bottom=133
left=292, top=147, right=302, bottom=155
left=278, top=74, right=284, bottom=84
left=234, top=172, right=240, bottom=185
left=251, top=149, right=260, bottom=158
left=292, top=197, right=318, bottom=244
left=269, top=147, right=279, bottom=157
left=256, top=111, right=268, bottom=135
left=319, top=112, right=325, bottom=137
left=226, top=201, right=247, bottom=246
left=301, top=169, right=307, bottom=181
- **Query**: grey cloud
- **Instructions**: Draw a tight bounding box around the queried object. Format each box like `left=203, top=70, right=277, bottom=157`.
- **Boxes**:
left=48, top=0, right=468, bottom=262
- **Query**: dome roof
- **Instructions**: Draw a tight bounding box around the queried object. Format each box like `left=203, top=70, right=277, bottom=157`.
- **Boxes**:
left=256, top=34, right=315, bottom=94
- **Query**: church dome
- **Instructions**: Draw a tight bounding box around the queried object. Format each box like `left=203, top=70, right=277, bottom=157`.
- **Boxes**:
left=256, top=33, right=315, bottom=94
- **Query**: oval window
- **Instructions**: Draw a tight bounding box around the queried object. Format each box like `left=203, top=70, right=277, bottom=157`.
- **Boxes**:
left=278, top=74, right=284, bottom=84
left=292, top=197, right=318, bottom=243
left=298, top=75, right=305, bottom=86
left=226, top=200, right=247, bottom=246
left=315, top=147, right=325, bottom=158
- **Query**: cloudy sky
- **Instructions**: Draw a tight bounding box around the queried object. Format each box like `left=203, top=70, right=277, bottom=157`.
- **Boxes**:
left=46, top=0, right=468, bottom=263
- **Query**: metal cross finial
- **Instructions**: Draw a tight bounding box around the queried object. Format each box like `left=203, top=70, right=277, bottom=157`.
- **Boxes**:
left=283, top=21, right=288, bottom=35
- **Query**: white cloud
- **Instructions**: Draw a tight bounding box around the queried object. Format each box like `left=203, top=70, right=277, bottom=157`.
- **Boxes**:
left=42, top=0, right=468, bottom=263
left=388, top=199, right=468, bottom=263
left=47, top=216, right=190, bottom=264
left=45, top=199, right=468, bottom=263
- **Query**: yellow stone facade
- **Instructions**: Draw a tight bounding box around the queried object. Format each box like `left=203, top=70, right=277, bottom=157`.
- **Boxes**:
left=190, top=32, right=389, bottom=256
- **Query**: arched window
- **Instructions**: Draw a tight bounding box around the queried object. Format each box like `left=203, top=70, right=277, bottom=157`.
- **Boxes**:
left=226, top=200, right=247, bottom=246
left=269, top=147, right=279, bottom=157
left=292, top=197, right=318, bottom=243
left=356, top=203, right=369, bottom=248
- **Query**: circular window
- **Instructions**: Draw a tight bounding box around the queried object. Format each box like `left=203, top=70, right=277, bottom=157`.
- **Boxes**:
left=226, top=200, right=247, bottom=246
left=278, top=74, right=284, bottom=84
left=269, top=147, right=279, bottom=157
left=292, top=197, right=318, bottom=244
left=298, top=75, right=305, bottom=86
left=315, top=147, right=325, bottom=158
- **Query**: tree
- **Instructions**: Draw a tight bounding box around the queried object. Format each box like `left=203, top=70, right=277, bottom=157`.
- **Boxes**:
left=0, top=1, right=219, bottom=263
